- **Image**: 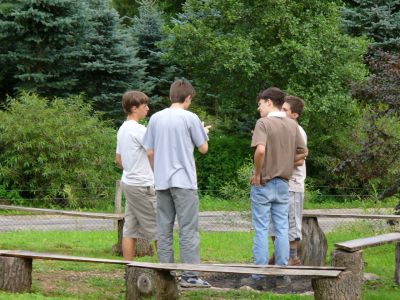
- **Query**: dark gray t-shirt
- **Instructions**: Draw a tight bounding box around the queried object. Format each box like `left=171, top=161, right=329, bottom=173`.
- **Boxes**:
left=143, top=108, right=208, bottom=190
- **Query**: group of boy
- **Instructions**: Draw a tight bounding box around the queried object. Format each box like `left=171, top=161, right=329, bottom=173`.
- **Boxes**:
left=115, top=80, right=307, bottom=289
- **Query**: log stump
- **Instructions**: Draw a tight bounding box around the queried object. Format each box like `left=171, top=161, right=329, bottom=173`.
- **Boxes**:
left=395, top=242, right=400, bottom=285
left=112, top=218, right=154, bottom=257
left=125, top=266, right=178, bottom=300
left=313, top=248, right=363, bottom=300
left=299, top=217, right=327, bottom=266
left=0, top=256, right=32, bottom=292
left=312, top=270, right=359, bottom=300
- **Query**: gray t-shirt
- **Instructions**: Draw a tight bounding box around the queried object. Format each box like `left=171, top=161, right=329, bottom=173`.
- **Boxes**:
left=143, top=108, right=208, bottom=190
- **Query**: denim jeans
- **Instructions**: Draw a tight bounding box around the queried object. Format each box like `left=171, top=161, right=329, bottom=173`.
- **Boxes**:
left=251, top=178, right=290, bottom=270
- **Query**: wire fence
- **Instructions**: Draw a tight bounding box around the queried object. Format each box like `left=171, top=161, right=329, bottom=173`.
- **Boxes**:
left=1, top=182, right=399, bottom=235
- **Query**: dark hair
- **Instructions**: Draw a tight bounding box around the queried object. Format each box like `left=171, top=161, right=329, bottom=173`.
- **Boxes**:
left=284, top=96, right=305, bottom=118
left=122, top=91, right=149, bottom=115
left=256, top=87, right=285, bottom=109
left=169, top=79, right=196, bottom=103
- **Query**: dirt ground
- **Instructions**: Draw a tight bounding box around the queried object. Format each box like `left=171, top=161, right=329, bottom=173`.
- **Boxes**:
left=35, top=269, right=313, bottom=298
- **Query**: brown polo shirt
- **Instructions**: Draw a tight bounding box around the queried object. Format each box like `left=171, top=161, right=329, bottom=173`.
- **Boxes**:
left=251, top=112, right=306, bottom=184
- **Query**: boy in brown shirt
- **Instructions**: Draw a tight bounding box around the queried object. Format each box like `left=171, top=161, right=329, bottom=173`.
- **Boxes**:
left=246, top=87, right=306, bottom=288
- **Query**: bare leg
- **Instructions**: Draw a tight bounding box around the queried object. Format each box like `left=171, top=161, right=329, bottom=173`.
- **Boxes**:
left=123, top=237, right=137, bottom=261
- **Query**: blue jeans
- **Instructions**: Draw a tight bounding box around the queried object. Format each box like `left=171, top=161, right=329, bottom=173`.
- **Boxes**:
left=251, top=178, right=290, bottom=269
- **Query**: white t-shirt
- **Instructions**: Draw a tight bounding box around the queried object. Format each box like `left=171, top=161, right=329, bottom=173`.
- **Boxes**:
left=289, top=125, right=307, bottom=193
left=116, top=120, right=154, bottom=186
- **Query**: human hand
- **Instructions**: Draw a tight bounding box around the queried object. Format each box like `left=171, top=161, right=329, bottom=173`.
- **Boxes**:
left=250, top=175, right=261, bottom=186
left=202, top=121, right=212, bottom=135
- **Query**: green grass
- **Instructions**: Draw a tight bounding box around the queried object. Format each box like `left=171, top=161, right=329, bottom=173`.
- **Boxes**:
left=0, top=224, right=399, bottom=299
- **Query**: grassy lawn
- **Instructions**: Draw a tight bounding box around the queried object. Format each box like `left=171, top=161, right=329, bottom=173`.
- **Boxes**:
left=0, top=221, right=399, bottom=299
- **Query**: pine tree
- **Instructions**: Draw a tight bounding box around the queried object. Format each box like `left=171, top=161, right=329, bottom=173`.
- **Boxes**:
left=342, top=0, right=400, bottom=50
left=1, top=0, right=89, bottom=97
left=131, top=0, right=178, bottom=112
left=78, top=0, right=146, bottom=121
left=0, top=0, right=19, bottom=103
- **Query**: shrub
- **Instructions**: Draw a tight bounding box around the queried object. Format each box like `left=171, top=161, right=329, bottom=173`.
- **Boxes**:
left=195, top=135, right=252, bottom=193
left=0, top=93, right=119, bottom=208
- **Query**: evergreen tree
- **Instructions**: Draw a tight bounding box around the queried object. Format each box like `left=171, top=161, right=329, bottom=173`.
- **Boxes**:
left=342, top=0, right=400, bottom=50
left=0, top=0, right=89, bottom=97
left=0, top=0, right=19, bottom=103
left=78, top=0, right=146, bottom=121
left=131, top=0, right=177, bottom=112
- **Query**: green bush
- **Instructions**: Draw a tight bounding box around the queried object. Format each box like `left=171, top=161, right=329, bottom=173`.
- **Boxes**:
left=195, top=134, right=252, bottom=193
left=0, top=93, right=119, bottom=208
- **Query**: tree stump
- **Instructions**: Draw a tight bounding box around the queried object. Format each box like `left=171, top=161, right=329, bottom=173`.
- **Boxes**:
left=298, top=217, right=327, bottom=266
left=312, top=270, right=359, bottom=300
left=0, top=256, right=32, bottom=292
left=125, top=266, right=178, bottom=300
left=112, top=218, right=154, bottom=257
left=395, top=242, right=400, bottom=285
left=313, top=248, right=363, bottom=300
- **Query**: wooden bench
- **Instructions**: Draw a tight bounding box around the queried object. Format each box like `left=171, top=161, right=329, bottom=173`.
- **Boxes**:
left=299, top=213, right=400, bottom=267
left=334, top=232, right=400, bottom=285
left=0, top=250, right=349, bottom=300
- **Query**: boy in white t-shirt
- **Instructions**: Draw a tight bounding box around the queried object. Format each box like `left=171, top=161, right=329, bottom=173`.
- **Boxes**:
left=115, top=91, right=157, bottom=261
left=282, top=96, right=307, bottom=265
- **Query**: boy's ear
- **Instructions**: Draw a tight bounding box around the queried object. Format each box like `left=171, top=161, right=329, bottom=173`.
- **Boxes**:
left=184, top=95, right=192, bottom=103
left=130, top=106, right=138, bottom=114
left=292, top=112, right=299, bottom=120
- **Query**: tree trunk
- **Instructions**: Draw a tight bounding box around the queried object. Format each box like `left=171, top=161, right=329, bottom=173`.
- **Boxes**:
left=125, top=266, right=178, bottom=300
left=395, top=242, right=400, bottom=285
left=298, top=217, right=327, bottom=266
left=112, top=218, right=154, bottom=257
left=313, top=248, right=363, bottom=300
left=0, top=256, right=32, bottom=293
left=312, top=270, right=360, bottom=300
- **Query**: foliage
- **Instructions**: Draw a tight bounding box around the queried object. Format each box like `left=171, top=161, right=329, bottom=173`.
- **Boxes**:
left=219, top=160, right=253, bottom=202
left=342, top=1, right=400, bottom=199
left=0, top=0, right=89, bottom=97
left=78, top=0, right=146, bottom=122
left=342, top=0, right=400, bottom=50
left=131, top=0, right=178, bottom=113
left=335, top=51, right=400, bottom=198
left=112, top=0, right=186, bottom=23
left=195, top=134, right=252, bottom=192
left=0, top=184, right=23, bottom=205
left=0, top=93, right=119, bottom=208
left=164, top=0, right=368, bottom=188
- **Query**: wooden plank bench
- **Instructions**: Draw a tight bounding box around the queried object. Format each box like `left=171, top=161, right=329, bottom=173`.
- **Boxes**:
left=0, top=250, right=350, bottom=300
left=334, top=232, right=400, bottom=286
left=299, top=213, right=400, bottom=267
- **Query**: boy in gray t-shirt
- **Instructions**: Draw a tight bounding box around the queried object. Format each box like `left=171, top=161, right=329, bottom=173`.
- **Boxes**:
left=143, top=79, right=211, bottom=287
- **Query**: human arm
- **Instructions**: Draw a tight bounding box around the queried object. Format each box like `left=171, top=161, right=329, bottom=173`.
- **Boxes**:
left=147, top=149, right=154, bottom=171
left=115, top=154, right=123, bottom=169
left=294, top=148, right=308, bottom=166
left=250, top=144, right=265, bottom=186
left=198, top=142, right=208, bottom=154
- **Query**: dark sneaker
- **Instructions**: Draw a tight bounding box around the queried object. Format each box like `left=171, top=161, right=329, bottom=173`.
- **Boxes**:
left=239, top=276, right=265, bottom=291
left=274, top=275, right=291, bottom=288
left=179, top=276, right=211, bottom=288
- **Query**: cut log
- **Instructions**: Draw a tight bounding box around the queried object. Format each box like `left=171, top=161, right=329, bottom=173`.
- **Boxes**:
left=395, top=242, right=400, bottom=285
left=125, top=266, right=178, bottom=300
left=112, top=219, right=153, bottom=257
left=0, top=256, right=32, bottom=292
left=299, top=217, right=327, bottom=266
left=312, top=270, right=361, bottom=300
left=318, top=248, right=363, bottom=299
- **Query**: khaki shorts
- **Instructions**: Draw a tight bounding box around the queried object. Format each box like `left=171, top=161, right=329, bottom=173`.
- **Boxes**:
left=122, top=183, right=157, bottom=240
left=269, top=191, right=304, bottom=241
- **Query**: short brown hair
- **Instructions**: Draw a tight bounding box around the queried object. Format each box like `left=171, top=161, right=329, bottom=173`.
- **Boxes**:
left=122, top=91, right=149, bottom=115
left=284, top=95, right=305, bottom=118
left=169, top=79, right=196, bottom=103
left=256, top=87, right=285, bottom=109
